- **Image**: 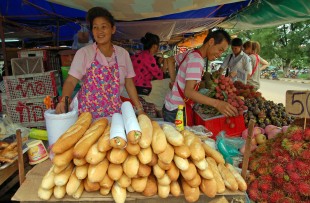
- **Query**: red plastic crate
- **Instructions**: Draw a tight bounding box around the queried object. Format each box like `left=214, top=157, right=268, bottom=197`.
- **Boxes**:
left=194, top=111, right=245, bottom=140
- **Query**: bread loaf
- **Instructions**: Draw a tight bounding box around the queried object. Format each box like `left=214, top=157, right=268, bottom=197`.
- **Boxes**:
left=138, top=163, right=151, bottom=177
left=142, top=174, right=157, bottom=197
left=202, top=143, right=225, bottom=164
left=147, top=153, right=158, bottom=166
left=218, top=163, right=238, bottom=191
left=174, top=155, right=189, bottom=171
left=72, top=181, right=84, bottom=199
left=117, top=173, right=131, bottom=188
left=41, top=165, right=56, bottom=190
left=153, top=164, right=165, bottom=179
left=53, top=147, right=74, bottom=167
left=99, top=187, right=111, bottom=195
left=207, top=157, right=226, bottom=193
left=186, top=172, right=201, bottom=188
left=200, top=178, right=217, bottom=198
left=181, top=130, right=200, bottom=146
left=157, top=159, right=172, bottom=170
left=38, top=187, right=53, bottom=200
left=151, top=121, right=167, bottom=154
left=108, top=163, right=123, bottom=181
left=112, top=183, right=126, bottom=203
left=100, top=174, right=114, bottom=189
left=110, top=137, right=127, bottom=149
left=66, top=168, right=82, bottom=195
left=76, top=164, right=88, bottom=180
left=53, top=185, right=66, bottom=199
left=158, top=184, right=170, bottom=198
left=73, top=158, right=87, bottom=166
left=97, top=124, right=112, bottom=152
left=127, top=130, right=142, bottom=144
left=138, top=114, right=153, bottom=148
left=54, top=163, right=74, bottom=186
left=137, top=146, right=152, bottom=164
left=108, top=148, right=128, bottom=164
left=193, top=158, right=208, bottom=170
left=123, top=155, right=139, bottom=178
left=189, top=141, right=205, bottom=161
left=131, top=177, right=148, bottom=192
left=162, top=124, right=184, bottom=146
left=166, top=161, right=179, bottom=181
left=85, top=141, right=106, bottom=164
left=174, top=145, right=191, bottom=159
left=157, top=173, right=171, bottom=186
left=198, top=166, right=214, bottom=180
left=53, top=163, right=69, bottom=174
left=74, top=118, right=108, bottom=159
left=170, top=181, right=181, bottom=197
left=84, top=178, right=100, bottom=192
left=52, top=112, right=92, bottom=154
left=158, top=143, right=174, bottom=164
left=181, top=178, right=200, bottom=203
left=225, top=163, right=247, bottom=191
left=125, top=142, right=140, bottom=155
left=88, top=158, right=109, bottom=183
left=180, top=162, right=197, bottom=181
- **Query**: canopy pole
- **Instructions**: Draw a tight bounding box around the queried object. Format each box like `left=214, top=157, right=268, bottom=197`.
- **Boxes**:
left=0, top=17, right=9, bottom=76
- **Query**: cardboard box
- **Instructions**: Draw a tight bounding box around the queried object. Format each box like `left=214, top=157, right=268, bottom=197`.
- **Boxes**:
left=12, top=160, right=246, bottom=202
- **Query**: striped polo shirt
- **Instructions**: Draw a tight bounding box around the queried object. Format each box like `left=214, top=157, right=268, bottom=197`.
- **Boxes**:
left=164, top=50, right=204, bottom=111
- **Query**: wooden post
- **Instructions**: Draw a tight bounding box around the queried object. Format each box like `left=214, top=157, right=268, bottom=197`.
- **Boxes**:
left=16, top=129, right=25, bottom=185
left=241, top=119, right=255, bottom=179
left=0, top=17, right=9, bottom=76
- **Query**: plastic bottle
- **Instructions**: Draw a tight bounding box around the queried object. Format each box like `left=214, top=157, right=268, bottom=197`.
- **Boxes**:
left=175, top=105, right=184, bottom=131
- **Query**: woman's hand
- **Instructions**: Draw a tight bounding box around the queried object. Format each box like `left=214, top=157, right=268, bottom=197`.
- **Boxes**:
left=214, top=100, right=238, bottom=117
left=55, top=101, right=66, bottom=114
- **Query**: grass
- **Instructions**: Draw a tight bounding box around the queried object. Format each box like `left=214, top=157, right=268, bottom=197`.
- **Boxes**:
left=298, top=74, right=310, bottom=80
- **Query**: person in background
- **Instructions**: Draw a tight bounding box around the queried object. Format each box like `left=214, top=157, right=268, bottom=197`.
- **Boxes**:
left=56, top=7, right=144, bottom=118
left=247, top=41, right=269, bottom=90
left=163, top=29, right=238, bottom=125
left=219, top=38, right=252, bottom=81
left=243, top=41, right=252, bottom=55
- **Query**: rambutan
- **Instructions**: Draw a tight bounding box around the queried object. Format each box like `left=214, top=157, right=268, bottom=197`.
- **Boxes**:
left=250, top=179, right=259, bottom=189
left=259, top=182, right=272, bottom=192
left=276, top=152, right=291, bottom=164
left=260, top=175, right=273, bottom=182
left=272, top=165, right=285, bottom=176
left=257, top=167, right=269, bottom=175
left=247, top=173, right=257, bottom=183
left=301, top=149, right=310, bottom=161
left=261, top=192, right=269, bottom=201
left=285, top=162, right=295, bottom=173
left=298, top=182, right=310, bottom=196
left=304, top=128, right=310, bottom=141
left=290, top=130, right=304, bottom=141
left=283, top=183, right=297, bottom=194
left=248, top=188, right=260, bottom=201
left=269, top=190, right=285, bottom=203
left=274, top=177, right=285, bottom=186
left=277, top=197, right=295, bottom=203
left=249, top=160, right=260, bottom=171
left=282, top=138, right=307, bottom=157
left=294, top=160, right=310, bottom=175
left=288, top=171, right=301, bottom=183
left=285, top=125, right=303, bottom=137
left=288, top=193, right=301, bottom=202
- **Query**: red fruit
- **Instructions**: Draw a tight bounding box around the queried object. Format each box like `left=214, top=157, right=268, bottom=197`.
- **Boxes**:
left=288, top=193, right=301, bottom=202
left=250, top=179, right=259, bottom=189
left=215, top=93, right=221, bottom=98
left=269, top=190, right=285, bottom=203
left=272, top=165, right=284, bottom=176
left=220, top=84, right=225, bottom=90
left=259, top=182, right=272, bottom=192
left=304, top=128, right=310, bottom=141
left=298, top=182, right=310, bottom=196
left=283, top=183, right=297, bottom=194
left=214, top=79, right=219, bottom=83
left=301, top=149, right=310, bottom=160
left=257, top=167, right=269, bottom=175
left=274, top=177, right=284, bottom=186
left=290, top=131, right=304, bottom=141
left=248, top=188, right=260, bottom=201
left=288, top=172, right=301, bottom=182
left=277, top=197, right=295, bottom=203
left=294, top=160, right=309, bottom=175
left=285, top=162, right=295, bottom=173
left=215, top=86, right=220, bottom=92
left=261, top=192, right=269, bottom=201
left=260, top=175, right=272, bottom=182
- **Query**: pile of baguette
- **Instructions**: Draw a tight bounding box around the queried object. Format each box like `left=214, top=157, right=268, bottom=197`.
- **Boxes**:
left=38, top=112, right=247, bottom=203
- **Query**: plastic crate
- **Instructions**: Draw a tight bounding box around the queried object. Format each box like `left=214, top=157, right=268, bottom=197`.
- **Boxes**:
left=194, top=111, right=245, bottom=140
left=11, top=57, right=44, bottom=75
left=3, top=71, right=59, bottom=100
left=5, top=96, right=46, bottom=128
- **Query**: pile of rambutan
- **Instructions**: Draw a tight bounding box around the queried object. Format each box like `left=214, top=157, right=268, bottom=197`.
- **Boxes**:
left=247, top=125, right=310, bottom=203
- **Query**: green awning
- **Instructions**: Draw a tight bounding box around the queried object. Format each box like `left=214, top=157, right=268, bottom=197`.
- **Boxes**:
left=219, top=0, right=310, bottom=30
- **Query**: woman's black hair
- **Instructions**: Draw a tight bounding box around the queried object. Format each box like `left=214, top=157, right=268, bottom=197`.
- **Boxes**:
left=87, top=7, right=115, bottom=29
left=141, top=32, right=160, bottom=50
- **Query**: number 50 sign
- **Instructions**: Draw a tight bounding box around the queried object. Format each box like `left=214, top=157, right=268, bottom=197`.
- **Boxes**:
left=286, top=90, right=310, bottom=118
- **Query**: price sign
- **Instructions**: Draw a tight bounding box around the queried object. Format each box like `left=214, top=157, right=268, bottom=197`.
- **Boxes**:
left=236, top=69, right=247, bottom=84
left=286, top=90, right=310, bottom=118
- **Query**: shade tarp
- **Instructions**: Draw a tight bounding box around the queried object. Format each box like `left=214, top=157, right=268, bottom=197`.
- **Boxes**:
left=219, top=0, right=310, bottom=30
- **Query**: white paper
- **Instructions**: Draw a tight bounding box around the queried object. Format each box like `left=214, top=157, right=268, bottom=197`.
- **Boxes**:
left=110, top=113, right=127, bottom=141
left=121, top=102, right=141, bottom=134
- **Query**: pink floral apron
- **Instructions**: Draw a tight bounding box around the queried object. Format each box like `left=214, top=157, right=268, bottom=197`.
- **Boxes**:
left=78, top=47, right=122, bottom=119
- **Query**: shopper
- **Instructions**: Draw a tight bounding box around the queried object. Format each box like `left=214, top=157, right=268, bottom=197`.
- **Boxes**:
left=219, top=38, right=252, bottom=81
left=55, top=7, right=144, bottom=118
left=247, top=41, right=269, bottom=90
left=163, top=30, right=238, bottom=125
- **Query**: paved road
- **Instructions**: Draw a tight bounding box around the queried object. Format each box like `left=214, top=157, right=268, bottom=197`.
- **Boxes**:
left=259, top=79, right=310, bottom=104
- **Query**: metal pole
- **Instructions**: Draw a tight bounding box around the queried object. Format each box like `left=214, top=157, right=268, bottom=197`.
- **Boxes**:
left=0, top=17, right=9, bottom=76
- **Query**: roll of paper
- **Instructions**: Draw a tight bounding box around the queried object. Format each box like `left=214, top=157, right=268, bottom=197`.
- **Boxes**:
left=110, top=113, right=127, bottom=141
left=121, top=102, right=141, bottom=134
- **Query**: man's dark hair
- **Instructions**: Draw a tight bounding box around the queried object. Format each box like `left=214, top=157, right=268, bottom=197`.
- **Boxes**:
left=203, top=29, right=231, bottom=45
left=87, top=7, right=115, bottom=29
left=231, top=38, right=243, bottom=46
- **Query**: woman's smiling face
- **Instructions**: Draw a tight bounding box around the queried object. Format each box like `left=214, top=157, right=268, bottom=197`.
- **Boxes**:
left=92, top=17, right=115, bottom=45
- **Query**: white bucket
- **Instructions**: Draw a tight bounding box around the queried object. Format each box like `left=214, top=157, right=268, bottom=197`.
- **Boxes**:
left=44, top=109, right=78, bottom=147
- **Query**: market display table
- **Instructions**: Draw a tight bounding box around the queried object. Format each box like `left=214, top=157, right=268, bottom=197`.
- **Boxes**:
left=12, top=160, right=246, bottom=202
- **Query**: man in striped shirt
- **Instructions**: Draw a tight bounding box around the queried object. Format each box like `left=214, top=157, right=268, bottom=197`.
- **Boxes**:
left=163, top=30, right=238, bottom=124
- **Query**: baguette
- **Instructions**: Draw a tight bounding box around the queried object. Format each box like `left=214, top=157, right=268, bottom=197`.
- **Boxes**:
left=180, top=162, right=197, bottom=181
left=54, top=163, right=74, bottom=186
left=218, top=163, right=238, bottom=191
left=52, top=112, right=92, bottom=154
left=162, top=124, right=184, bottom=146
left=157, top=159, right=172, bottom=170
left=52, top=147, right=74, bottom=167
left=202, top=143, right=225, bottom=164
left=200, top=178, right=217, bottom=198
left=38, top=187, right=53, bottom=200
left=158, top=184, right=170, bottom=198
left=137, top=146, right=152, bottom=164
left=142, top=174, right=157, bottom=197
left=181, top=178, right=200, bottom=203
left=108, top=163, right=123, bottom=181
left=41, top=165, right=55, bottom=190
left=198, top=166, right=214, bottom=179
left=127, top=130, right=142, bottom=144
left=72, top=181, right=84, bottom=199
left=73, top=158, right=86, bottom=166
left=193, top=158, right=208, bottom=170
left=88, top=158, right=109, bottom=183
left=170, top=181, right=181, bottom=197
left=100, top=187, right=111, bottom=195
left=97, top=124, right=112, bottom=152
left=158, top=142, right=174, bottom=164
left=53, top=163, right=69, bottom=174
left=173, top=155, right=189, bottom=171
left=112, top=182, right=127, bottom=203
left=117, top=173, right=131, bottom=188
left=151, top=121, right=167, bottom=154
left=110, top=137, right=127, bottom=149
left=100, top=174, right=114, bottom=189
left=85, top=141, right=106, bottom=164
left=153, top=164, right=165, bottom=179
left=189, top=141, right=205, bottom=161
left=76, top=164, right=89, bottom=180
left=147, top=152, right=158, bottom=166
left=123, top=155, right=139, bottom=178
left=186, top=172, right=201, bottom=188
left=131, top=176, right=148, bottom=192
left=84, top=178, right=100, bottom=192
left=207, top=157, right=226, bottom=193
left=66, top=168, right=82, bottom=195
left=225, top=163, right=247, bottom=191
left=166, top=161, right=179, bottom=181
left=157, top=173, right=171, bottom=186
left=182, top=130, right=200, bottom=146
left=53, top=185, right=66, bottom=199
left=138, top=114, right=153, bottom=148
left=125, top=142, right=140, bottom=156
left=108, top=148, right=128, bottom=164
left=174, top=144, right=191, bottom=159
left=138, top=163, right=151, bottom=177
left=74, top=118, right=108, bottom=159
